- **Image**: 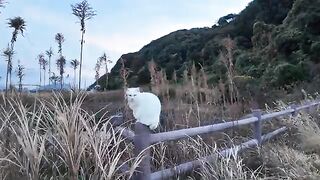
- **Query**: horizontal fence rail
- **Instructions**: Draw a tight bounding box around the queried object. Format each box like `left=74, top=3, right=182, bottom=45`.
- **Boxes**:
left=150, top=116, right=258, bottom=144
left=128, top=100, right=320, bottom=180
left=150, top=127, right=287, bottom=180
left=115, top=126, right=135, bottom=141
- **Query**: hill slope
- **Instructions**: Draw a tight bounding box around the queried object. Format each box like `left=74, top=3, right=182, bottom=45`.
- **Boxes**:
left=91, top=0, right=320, bottom=91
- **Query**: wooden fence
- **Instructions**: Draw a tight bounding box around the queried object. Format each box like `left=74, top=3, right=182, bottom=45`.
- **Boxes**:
left=118, top=100, right=320, bottom=180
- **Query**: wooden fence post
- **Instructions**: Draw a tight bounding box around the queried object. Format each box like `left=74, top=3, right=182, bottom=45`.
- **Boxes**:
left=306, top=100, right=312, bottom=113
left=290, top=104, right=297, bottom=117
left=252, top=109, right=262, bottom=145
left=132, top=122, right=151, bottom=180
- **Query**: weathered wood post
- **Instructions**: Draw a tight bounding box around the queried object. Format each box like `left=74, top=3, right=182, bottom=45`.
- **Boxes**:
left=252, top=109, right=262, bottom=145
left=316, top=101, right=320, bottom=112
left=316, top=101, right=320, bottom=109
left=290, top=104, right=297, bottom=117
left=132, top=122, right=151, bottom=180
left=305, top=100, right=313, bottom=114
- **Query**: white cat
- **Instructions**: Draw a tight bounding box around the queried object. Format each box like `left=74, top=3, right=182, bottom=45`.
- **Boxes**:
left=126, top=87, right=161, bottom=130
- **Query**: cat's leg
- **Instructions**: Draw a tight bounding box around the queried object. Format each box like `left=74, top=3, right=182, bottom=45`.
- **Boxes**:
left=148, top=117, right=160, bottom=130
left=132, top=107, right=141, bottom=120
left=133, top=110, right=138, bottom=119
left=149, top=123, right=159, bottom=130
left=133, top=109, right=144, bottom=124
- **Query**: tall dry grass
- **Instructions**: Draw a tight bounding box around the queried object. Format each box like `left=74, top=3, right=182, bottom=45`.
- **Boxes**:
left=0, top=92, right=142, bottom=180
left=0, top=93, right=319, bottom=179
left=162, top=98, right=320, bottom=179
left=0, top=74, right=319, bottom=180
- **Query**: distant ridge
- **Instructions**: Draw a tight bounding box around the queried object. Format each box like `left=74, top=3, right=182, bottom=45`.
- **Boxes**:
left=91, top=0, right=320, bottom=93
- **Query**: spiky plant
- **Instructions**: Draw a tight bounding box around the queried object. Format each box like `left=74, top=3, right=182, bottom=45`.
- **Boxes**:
left=55, top=33, right=64, bottom=56
left=8, top=16, right=26, bottom=48
left=16, top=60, right=25, bottom=93
left=95, top=59, right=101, bottom=89
left=148, top=59, right=160, bottom=94
left=7, top=17, right=26, bottom=88
left=49, top=72, right=60, bottom=88
left=70, top=59, right=79, bottom=90
left=42, top=58, right=48, bottom=86
left=45, top=47, right=53, bottom=85
left=71, top=0, right=96, bottom=90
left=120, top=58, right=129, bottom=89
left=54, top=33, right=66, bottom=90
left=2, top=45, right=14, bottom=95
left=98, top=53, right=112, bottom=90
left=220, top=37, right=237, bottom=104
left=0, top=0, right=5, bottom=12
left=37, top=54, right=45, bottom=87
left=56, top=56, right=66, bottom=90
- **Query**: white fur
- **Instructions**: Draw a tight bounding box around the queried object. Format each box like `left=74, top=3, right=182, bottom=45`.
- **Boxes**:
left=126, top=87, right=161, bottom=130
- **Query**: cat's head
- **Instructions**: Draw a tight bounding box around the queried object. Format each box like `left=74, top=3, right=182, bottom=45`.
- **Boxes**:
left=125, top=87, right=141, bottom=102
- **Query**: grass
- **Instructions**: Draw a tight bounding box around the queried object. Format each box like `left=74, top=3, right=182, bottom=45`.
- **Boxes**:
left=0, top=85, right=320, bottom=179
left=0, top=92, right=142, bottom=180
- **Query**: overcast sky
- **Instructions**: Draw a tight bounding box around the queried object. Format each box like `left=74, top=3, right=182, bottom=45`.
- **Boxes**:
left=0, top=0, right=252, bottom=89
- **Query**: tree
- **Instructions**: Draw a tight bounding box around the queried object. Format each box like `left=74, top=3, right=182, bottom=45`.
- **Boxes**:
left=55, top=33, right=64, bottom=56
left=70, top=59, right=79, bottom=89
left=218, top=13, right=237, bottom=26
left=7, top=16, right=26, bottom=88
left=0, top=0, right=4, bottom=7
left=56, top=56, right=66, bottom=90
left=0, top=0, right=5, bottom=13
left=220, top=37, right=237, bottom=104
left=49, top=72, right=60, bottom=88
left=71, top=0, right=96, bottom=90
left=98, top=53, right=112, bottom=90
left=2, top=45, right=14, bottom=94
left=46, top=47, right=54, bottom=86
left=55, top=33, right=66, bottom=90
left=16, top=60, right=25, bottom=93
left=38, top=53, right=45, bottom=87
left=95, top=59, right=101, bottom=88
left=42, top=58, right=48, bottom=86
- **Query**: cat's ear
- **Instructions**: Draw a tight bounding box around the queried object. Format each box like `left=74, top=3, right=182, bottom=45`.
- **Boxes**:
left=126, top=87, right=136, bottom=93
left=132, top=87, right=140, bottom=92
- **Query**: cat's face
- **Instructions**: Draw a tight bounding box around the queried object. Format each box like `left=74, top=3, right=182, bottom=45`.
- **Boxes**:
left=125, top=87, right=140, bottom=102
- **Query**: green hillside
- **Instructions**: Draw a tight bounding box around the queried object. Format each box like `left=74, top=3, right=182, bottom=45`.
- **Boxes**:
left=92, top=0, right=320, bottom=94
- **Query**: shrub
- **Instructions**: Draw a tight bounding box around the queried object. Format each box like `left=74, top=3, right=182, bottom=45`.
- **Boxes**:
left=310, top=41, right=320, bottom=63
left=273, top=63, right=307, bottom=86
left=235, top=52, right=264, bottom=78
left=274, top=28, right=303, bottom=55
left=252, top=21, right=275, bottom=49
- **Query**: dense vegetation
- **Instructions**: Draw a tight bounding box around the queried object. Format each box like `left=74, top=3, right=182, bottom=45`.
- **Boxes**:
left=94, top=0, right=320, bottom=97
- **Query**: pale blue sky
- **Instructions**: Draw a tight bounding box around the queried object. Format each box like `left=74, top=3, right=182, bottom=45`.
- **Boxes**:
left=0, top=0, right=252, bottom=89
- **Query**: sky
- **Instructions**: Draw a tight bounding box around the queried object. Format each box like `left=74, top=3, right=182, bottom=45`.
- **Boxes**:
left=0, top=0, right=252, bottom=89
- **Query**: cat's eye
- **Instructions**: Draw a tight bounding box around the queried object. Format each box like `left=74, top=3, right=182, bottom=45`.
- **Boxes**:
left=134, top=95, right=137, bottom=97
